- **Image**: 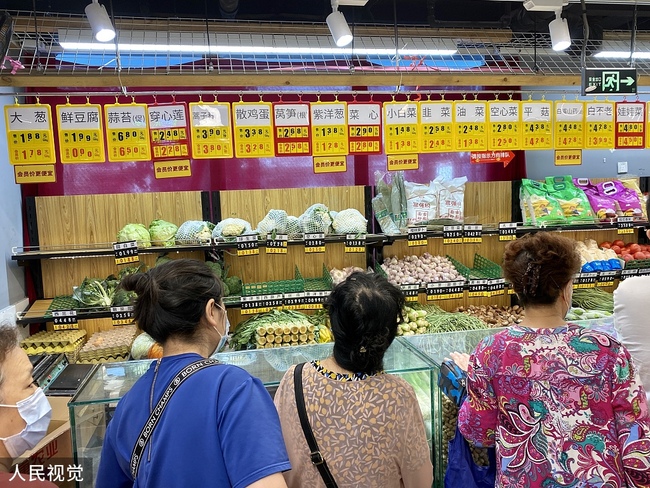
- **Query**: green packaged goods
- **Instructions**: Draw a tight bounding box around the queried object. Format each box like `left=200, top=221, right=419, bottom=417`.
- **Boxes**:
left=520, top=179, right=564, bottom=225
left=545, top=176, right=595, bottom=223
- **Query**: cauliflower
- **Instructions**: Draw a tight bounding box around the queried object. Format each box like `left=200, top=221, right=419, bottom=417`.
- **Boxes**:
left=332, top=208, right=367, bottom=234
left=175, top=220, right=213, bottom=244
left=212, top=218, right=253, bottom=240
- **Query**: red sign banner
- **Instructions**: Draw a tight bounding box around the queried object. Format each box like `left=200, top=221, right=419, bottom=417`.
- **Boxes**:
left=273, top=103, right=311, bottom=157
left=615, top=102, right=645, bottom=149
left=470, top=150, right=515, bottom=167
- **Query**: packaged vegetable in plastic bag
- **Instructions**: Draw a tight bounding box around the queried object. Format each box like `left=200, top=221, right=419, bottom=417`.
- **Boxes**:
left=286, top=216, right=302, bottom=238
left=212, top=218, right=253, bottom=239
left=371, top=196, right=400, bottom=235
left=545, top=176, right=595, bottom=223
left=256, top=209, right=288, bottom=237
left=332, top=209, right=367, bottom=234
left=175, top=220, right=213, bottom=244
left=299, top=204, right=332, bottom=234
left=405, top=180, right=438, bottom=225
left=520, top=179, right=564, bottom=225
left=574, top=178, right=617, bottom=220
left=620, top=178, right=648, bottom=220
left=437, top=176, right=467, bottom=222
left=597, top=180, right=643, bottom=217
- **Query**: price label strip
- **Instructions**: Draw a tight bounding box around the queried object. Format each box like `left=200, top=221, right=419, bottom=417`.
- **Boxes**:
left=521, top=101, right=553, bottom=150
left=638, top=267, right=650, bottom=277
left=237, top=235, right=259, bottom=256
left=348, top=102, right=382, bottom=155
left=453, top=101, right=488, bottom=152
left=345, top=234, right=366, bottom=253
left=304, top=233, right=325, bottom=253
left=189, top=102, right=233, bottom=159
left=303, top=291, right=330, bottom=310
left=463, top=225, right=483, bottom=244
left=148, top=103, right=191, bottom=160
left=585, top=101, right=615, bottom=149
left=443, top=225, right=463, bottom=245
left=419, top=101, right=454, bottom=153
left=240, top=294, right=284, bottom=315
left=620, top=268, right=639, bottom=280
left=52, top=310, right=78, bottom=330
left=573, top=272, right=598, bottom=289
left=468, top=279, right=488, bottom=298
left=384, top=102, right=420, bottom=155
left=113, top=241, right=139, bottom=265
left=554, top=101, right=584, bottom=150
left=499, top=222, right=518, bottom=241
left=408, top=227, right=427, bottom=247
left=487, top=101, right=522, bottom=151
left=111, top=306, right=135, bottom=326
left=426, top=281, right=465, bottom=301
left=4, top=104, right=56, bottom=165
left=507, top=285, right=516, bottom=295
left=274, top=103, right=312, bottom=156
left=283, top=292, right=306, bottom=311
left=266, top=234, right=288, bottom=254
left=617, top=216, right=635, bottom=235
left=311, top=101, right=348, bottom=157
left=486, top=278, right=506, bottom=297
left=104, top=103, right=152, bottom=162
left=400, top=284, right=420, bottom=302
left=597, top=271, right=617, bottom=287
left=233, top=101, right=275, bottom=158
left=615, top=102, right=645, bottom=150
left=56, top=103, right=106, bottom=163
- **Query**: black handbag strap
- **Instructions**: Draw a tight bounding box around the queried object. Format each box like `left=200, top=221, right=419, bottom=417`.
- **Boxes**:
left=294, top=363, right=339, bottom=488
left=130, top=358, right=220, bottom=480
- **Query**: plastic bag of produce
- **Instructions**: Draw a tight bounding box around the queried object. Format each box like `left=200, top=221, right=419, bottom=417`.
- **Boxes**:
left=621, top=178, right=648, bottom=220
left=213, top=218, right=253, bottom=239
left=598, top=180, right=643, bottom=218
left=148, top=219, right=178, bottom=247
left=175, top=220, right=213, bottom=244
left=332, top=208, right=367, bottom=234
left=545, top=176, right=595, bottom=223
left=371, top=195, right=400, bottom=235
left=299, top=204, right=332, bottom=234
left=405, top=180, right=438, bottom=225
left=256, top=209, right=288, bottom=236
left=117, top=223, right=151, bottom=248
left=286, top=216, right=302, bottom=238
left=520, top=179, right=564, bottom=225
left=437, top=176, right=467, bottom=222
left=574, top=178, right=617, bottom=220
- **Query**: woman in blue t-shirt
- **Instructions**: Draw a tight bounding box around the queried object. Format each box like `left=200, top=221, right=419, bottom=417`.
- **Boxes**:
left=97, top=259, right=290, bottom=488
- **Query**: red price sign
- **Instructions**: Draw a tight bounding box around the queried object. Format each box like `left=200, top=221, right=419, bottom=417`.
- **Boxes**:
left=273, top=103, right=311, bottom=156
left=348, top=102, right=382, bottom=155
left=616, top=102, right=645, bottom=149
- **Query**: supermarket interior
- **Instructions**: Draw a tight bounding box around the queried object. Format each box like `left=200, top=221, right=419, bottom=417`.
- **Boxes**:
left=0, top=1, right=649, bottom=487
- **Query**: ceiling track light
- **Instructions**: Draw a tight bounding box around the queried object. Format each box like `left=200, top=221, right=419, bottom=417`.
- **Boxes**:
left=327, top=0, right=353, bottom=47
left=85, top=0, right=116, bottom=43
left=549, top=9, right=571, bottom=51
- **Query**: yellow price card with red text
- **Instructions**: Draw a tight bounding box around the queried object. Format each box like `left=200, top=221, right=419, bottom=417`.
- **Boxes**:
left=384, top=102, right=419, bottom=155
left=615, top=102, right=645, bottom=149
left=521, top=101, right=553, bottom=150
left=104, top=103, right=152, bottom=162
left=148, top=103, right=191, bottom=160
left=56, top=103, right=105, bottom=163
left=5, top=104, right=56, bottom=165
left=419, top=101, right=453, bottom=153
left=348, top=102, right=382, bottom=154
left=189, top=102, right=233, bottom=158
left=311, top=101, right=348, bottom=156
left=488, top=101, right=521, bottom=151
left=554, top=101, right=584, bottom=150
left=585, top=101, right=614, bottom=149
left=233, top=102, right=275, bottom=158
left=14, top=165, right=56, bottom=184
left=453, top=101, right=487, bottom=152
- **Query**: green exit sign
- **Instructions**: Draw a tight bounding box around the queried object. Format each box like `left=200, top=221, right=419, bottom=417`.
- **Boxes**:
left=582, top=68, right=637, bottom=95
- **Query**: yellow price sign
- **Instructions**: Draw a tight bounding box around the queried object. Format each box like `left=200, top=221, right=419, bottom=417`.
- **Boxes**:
left=348, top=102, right=382, bottom=154
left=522, top=101, right=553, bottom=150
left=554, top=150, right=582, bottom=166
left=148, top=104, right=191, bottom=160
left=387, top=155, right=419, bottom=171
left=311, top=102, right=348, bottom=156
left=453, top=101, right=488, bottom=151
left=189, top=102, right=233, bottom=159
left=419, top=101, right=453, bottom=153
left=104, top=103, right=151, bottom=162
left=313, top=156, right=347, bottom=174
left=585, top=102, right=614, bottom=149
left=384, top=102, right=420, bottom=155
left=153, top=159, right=192, bottom=179
left=554, top=101, right=584, bottom=149
left=488, top=101, right=521, bottom=150
left=233, top=102, right=275, bottom=158
left=56, top=104, right=105, bottom=163
left=5, top=104, right=56, bottom=165
left=14, top=165, right=56, bottom=184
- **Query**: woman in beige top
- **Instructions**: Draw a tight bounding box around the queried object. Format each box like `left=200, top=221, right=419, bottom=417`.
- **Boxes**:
left=274, top=272, right=433, bottom=488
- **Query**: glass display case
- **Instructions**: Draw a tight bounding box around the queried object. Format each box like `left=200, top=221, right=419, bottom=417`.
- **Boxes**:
left=68, top=340, right=435, bottom=488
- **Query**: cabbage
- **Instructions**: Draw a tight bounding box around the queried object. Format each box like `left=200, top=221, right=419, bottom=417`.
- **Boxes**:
left=117, top=223, right=151, bottom=248
left=149, top=219, right=178, bottom=247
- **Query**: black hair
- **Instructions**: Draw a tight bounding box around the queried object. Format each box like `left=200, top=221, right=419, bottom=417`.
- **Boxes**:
left=121, top=259, right=224, bottom=344
left=0, top=326, right=18, bottom=395
left=324, top=271, right=405, bottom=375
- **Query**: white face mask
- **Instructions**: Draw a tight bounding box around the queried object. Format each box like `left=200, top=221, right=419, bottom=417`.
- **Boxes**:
left=0, top=388, right=52, bottom=459
left=213, top=305, right=231, bottom=355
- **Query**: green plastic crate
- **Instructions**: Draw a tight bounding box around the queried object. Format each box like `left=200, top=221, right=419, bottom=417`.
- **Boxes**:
left=303, top=264, right=334, bottom=292
left=242, top=266, right=304, bottom=296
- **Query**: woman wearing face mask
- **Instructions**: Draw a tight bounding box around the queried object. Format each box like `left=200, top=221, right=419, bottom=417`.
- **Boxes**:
left=452, top=232, right=650, bottom=487
left=96, top=259, right=290, bottom=488
left=0, top=326, right=55, bottom=487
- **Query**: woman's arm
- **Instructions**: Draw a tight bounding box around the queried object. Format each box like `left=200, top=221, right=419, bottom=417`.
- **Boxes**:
left=247, top=473, right=288, bottom=488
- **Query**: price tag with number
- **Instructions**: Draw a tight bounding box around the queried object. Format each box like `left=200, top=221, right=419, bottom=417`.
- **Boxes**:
left=573, top=272, right=598, bottom=289
left=348, top=102, right=382, bottom=155
left=113, top=241, right=139, bottom=265
left=400, top=284, right=420, bottom=302
left=304, top=233, right=325, bottom=253
left=311, top=101, right=348, bottom=156
left=408, top=227, right=427, bottom=247
left=274, top=103, right=312, bottom=157
left=303, top=291, right=330, bottom=310
left=597, top=271, right=617, bottom=287
left=266, top=234, right=288, bottom=254
left=52, top=310, right=78, bottom=330
left=104, top=103, right=152, bottom=162
left=453, top=101, right=488, bottom=152
left=233, top=102, right=275, bottom=158
left=420, top=101, right=454, bottom=153
left=638, top=267, right=650, bottom=277
left=56, top=103, right=105, bottom=163
left=443, top=225, right=463, bottom=245
left=614, top=102, right=645, bottom=149
left=384, top=102, right=420, bottom=155
left=468, top=279, right=488, bottom=298
left=345, top=234, right=366, bottom=253
left=5, top=104, right=56, bottom=165
left=499, top=222, right=518, bottom=241
left=585, top=101, right=615, bottom=149
left=237, top=235, right=259, bottom=256
left=148, top=103, right=191, bottom=160
left=283, top=292, right=306, bottom=310
left=620, top=268, right=639, bottom=280
left=463, top=225, right=483, bottom=244
left=426, top=281, right=465, bottom=301
left=521, top=101, right=553, bottom=150
left=554, top=101, right=584, bottom=149
left=488, top=101, right=521, bottom=151
left=617, top=216, right=635, bottom=234
left=189, top=102, right=233, bottom=159
left=241, top=294, right=283, bottom=315
left=486, top=278, right=506, bottom=297
left=111, top=306, right=135, bottom=326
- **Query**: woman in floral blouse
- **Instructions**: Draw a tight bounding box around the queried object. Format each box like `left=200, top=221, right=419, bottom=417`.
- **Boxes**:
left=454, top=232, right=650, bottom=487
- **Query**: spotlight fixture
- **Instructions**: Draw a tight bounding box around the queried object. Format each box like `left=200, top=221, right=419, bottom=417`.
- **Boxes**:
left=326, top=0, right=353, bottom=47
left=549, top=10, right=571, bottom=51
left=85, top=0, right=115, bottom=43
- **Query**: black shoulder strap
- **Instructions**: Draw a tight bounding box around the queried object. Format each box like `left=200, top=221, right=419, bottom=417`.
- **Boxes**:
left=130, top=358, right=220, bottom=480
left=294, top=363, right=339, bottom=488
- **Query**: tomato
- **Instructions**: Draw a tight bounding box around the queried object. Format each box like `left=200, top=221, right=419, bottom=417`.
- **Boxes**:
left=613, top=240, right=626, bottom=248
left=629, top=243, right=641, bottom=254
left=600, top=241, right=612, bottom=249
left=611, top=245, right=622, bottom=254
left=634, top=252, right=646, bottom=260
left=623, top=254, right=635, bottom=262
left=644, top=252, right=650, bottom=259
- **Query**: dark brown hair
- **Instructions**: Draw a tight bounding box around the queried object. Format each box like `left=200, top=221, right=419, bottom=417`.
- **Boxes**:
left=0, top=326, right=18, bottom=395
left=121, top=259, right=223, bottom=344
left=325, top=272, right=405, bottom=375
left=503, top=232, right=580, bottom=307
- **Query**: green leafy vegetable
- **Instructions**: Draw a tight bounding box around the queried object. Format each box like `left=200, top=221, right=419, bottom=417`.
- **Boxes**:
left=72, top=276, right=119, bottom=308
left=117, top=223, right=151, bottom=248
left=149, top=219, right=178, bottom=247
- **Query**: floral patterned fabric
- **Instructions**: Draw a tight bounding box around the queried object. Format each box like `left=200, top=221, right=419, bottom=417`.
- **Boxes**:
left=458, top=324, right=650, bottom=488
